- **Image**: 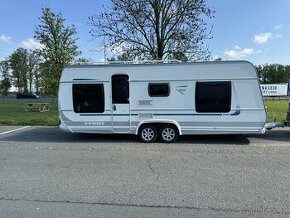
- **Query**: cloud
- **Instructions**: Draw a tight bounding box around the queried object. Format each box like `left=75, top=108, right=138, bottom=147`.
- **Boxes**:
left=275, top=34, right=282, bottom=39
left=0, top=34, right=12, bottom=43
left=274, top=24, right=283, bottom=30
left=20, top=38, right=43, bottom=50
left=234, top=45, right=241, bottom=50
left=253, top=32, right=273, bottom=44
left=224, top=46, right=254, bottom=59
left=224, top=45, right=255, bottom=58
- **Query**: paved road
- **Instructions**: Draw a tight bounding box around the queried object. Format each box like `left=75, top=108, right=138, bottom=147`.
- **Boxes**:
left=0, top=126, right=290, bottom=217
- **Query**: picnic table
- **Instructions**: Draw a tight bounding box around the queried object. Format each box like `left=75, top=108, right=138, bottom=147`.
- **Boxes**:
left=24, top=103, right=50, bottom=112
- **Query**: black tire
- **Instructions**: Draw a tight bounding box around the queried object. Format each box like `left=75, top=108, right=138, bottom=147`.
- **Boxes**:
left=138, top=124, right=158, bottom=143
left=159, top=124, right=179, bottom=143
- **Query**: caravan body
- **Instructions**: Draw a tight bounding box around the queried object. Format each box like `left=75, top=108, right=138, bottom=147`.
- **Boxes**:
left=58, top=61, right=266, bottom=142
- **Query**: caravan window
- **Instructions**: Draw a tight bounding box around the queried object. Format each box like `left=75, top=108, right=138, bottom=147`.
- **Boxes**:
left=73, top=84, right=105, bottom=113
left=148, top=83, right=170, bottom=97
left=112, top=75, right=129, bottom=104
left=195, top=81, right=231, bottom=113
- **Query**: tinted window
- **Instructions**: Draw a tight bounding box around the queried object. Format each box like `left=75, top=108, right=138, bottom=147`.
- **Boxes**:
left=73, top=84, right=104, bottom=113
left=112, top=75, right=129, bottom=104
left=148, top=83, right=170, bottom=97
left=16, top=92, right=39, bottom=99
left=195, top=81, right=231, bottom=113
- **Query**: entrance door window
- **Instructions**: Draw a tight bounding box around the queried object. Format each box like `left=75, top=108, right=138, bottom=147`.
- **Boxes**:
left=112, top=75, right=129, bottom=104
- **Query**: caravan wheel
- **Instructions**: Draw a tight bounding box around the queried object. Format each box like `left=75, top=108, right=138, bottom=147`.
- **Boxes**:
left=138, top=124, right=158, bottom=143
left=159, top=125, right=179, bottom=143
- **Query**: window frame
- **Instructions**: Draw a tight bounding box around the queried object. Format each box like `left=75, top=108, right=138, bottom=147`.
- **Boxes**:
left=112, top=74, right=129, bottom=104
left=72, top=83, right=105, bottom=114
left=148, top=82, right=170, bottom=97
left=195, top=81, right=232, bottom=113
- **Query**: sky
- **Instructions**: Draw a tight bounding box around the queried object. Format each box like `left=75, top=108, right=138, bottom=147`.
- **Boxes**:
left=0, top=0, right=289, bottom=65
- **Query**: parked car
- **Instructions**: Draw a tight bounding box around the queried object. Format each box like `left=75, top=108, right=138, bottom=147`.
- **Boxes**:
left=16, top=92, right=39, bottom=99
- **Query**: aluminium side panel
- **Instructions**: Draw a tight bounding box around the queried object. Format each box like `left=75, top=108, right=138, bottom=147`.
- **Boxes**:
left=129, top=62, right=266, bottom=135
left=59, top=69, right=113, bottom=133
left=59, top=61, right=266, bottom=135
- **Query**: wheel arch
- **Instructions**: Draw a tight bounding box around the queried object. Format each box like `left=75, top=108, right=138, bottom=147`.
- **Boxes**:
left=135, top=120, right=182, bottom=136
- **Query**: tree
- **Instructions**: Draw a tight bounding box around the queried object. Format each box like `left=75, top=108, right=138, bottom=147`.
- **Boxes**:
left=27, top=52, right=40, bottom=93
left=106, top=53, right=131, bottom=62
left=285, top=66, right=290, bottom=83
left=74, top=57, right=93, bottom=64
left=9, top=48, right=39, bottom=93
left=0, top=60, right=11, bottom=96
left=34, top=7, right=80, bottom=95
left=34, top=64, right=41, bottom=94
left=256, top=64, right=290, bottom=84
left=9, top=48, right=30, bottom=92
left=89, top=0, right=214, bottom=61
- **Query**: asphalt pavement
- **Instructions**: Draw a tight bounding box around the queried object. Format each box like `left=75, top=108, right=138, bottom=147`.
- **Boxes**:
left=0, top=126, right=290, bottom=217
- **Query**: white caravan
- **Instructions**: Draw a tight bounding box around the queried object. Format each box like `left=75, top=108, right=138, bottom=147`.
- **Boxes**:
left=58, top=61, right=267, bottom=143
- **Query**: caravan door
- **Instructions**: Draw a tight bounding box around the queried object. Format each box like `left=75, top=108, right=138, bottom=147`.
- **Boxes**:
left=111, top=74, right=130, bottom=132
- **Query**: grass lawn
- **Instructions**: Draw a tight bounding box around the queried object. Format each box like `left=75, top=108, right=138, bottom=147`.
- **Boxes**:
left=0, top=99, right=289, bottom=126
left=0, top=103, right=59, bottom=126
left=264, top=99, right=289, bottom=122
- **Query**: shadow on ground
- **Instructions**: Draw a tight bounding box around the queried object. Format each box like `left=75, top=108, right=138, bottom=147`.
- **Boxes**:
left=249, top=129, right=290, bottom=143
left=179, top=134, right=250, bottom=145
left=0, top=127, right=255, bottom=145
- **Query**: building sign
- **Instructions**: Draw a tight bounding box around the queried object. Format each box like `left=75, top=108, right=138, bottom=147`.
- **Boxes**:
left=260, top=83, right=289, bottom=96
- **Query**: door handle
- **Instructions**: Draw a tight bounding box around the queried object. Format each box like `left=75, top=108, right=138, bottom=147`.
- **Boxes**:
left=113, top=105, right=116, bottom=111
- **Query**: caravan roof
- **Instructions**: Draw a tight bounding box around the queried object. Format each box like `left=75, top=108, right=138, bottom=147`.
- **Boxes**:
left=61, top=61, right=258, bottom=82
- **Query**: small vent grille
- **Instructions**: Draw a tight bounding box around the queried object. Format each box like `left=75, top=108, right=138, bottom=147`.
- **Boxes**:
left=138, top=113, right=153, bottom=119
left=138, top=100, right=153, bottom=105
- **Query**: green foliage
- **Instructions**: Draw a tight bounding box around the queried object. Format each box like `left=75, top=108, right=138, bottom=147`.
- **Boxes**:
left=27, top=51, right=40, bottom=93
left=73, top=57, right=94, bottom=65
left=0, top=60, right=11, bottom=96
left=89, top=0, right=214, bottom=61
left=0, top=78, right=11, bottom=96
left=9, top=48, right=30, bottom=92
left=34, top=7, right=80, bottom=95
left=8, top=48, right=39, bottom=93
left=256, top=64, right=290, bottom=84
left=75, top=57, right=93, bottom=63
